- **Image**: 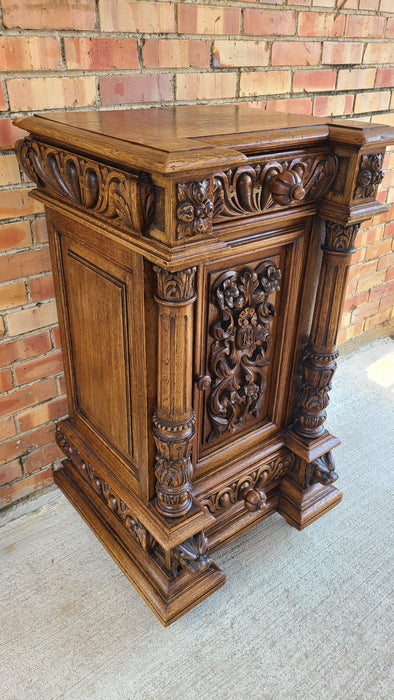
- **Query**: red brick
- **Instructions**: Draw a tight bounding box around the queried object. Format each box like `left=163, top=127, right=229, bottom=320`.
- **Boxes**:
left=0, top=424, right=54, bottom=465
left=15, top=350, right=64, bottom=386
left=0, top=37, right=61, bottom=71
left=381, top=0, right=394, bottom=10
left=0, top=459, right=22, bottom=488
left=345, top=14, right=385, bottom=39
left=338, top=321, right=364, bottom=342
left=356, top=270, right=387, bottom=293
left=64, top=37, right=139, bottom=70
left=0, top=188, right=43, bottom=221
left=369, top=279, right=394, bottom=302
left=354, top=91, right=390, bottom=114
left=0, top=331, right=52, bottom=368
left=178, top=4, right=240, bottom=35
left=0, top=247, right=52, bottom=284
left=17, top=395, right=68, bottom=432
left=375, top=68, right=394, bottom=89
left=99, top=0, right=175, bottom=33
left=32, top=217, right=48, bottom=244
left=266, top=97, right=312, bottom=115
left=387, top=19, right=394, bottom=41
left=359, top=0, right=379, bottom=9
left=58, top=373, right=66, bottom=395
left=298, top=12, right=345, bottom=38
left=240, top=71, right=291, bottom=97
left=293, top=69, right=336, bottom=93
left=272, top=41, right=320, bottom=67
left=2, top=0, right=96, bottom=30
left=0, top=368, right=13, bottom=393
left=213, top=40, right=269, bottom=68
left=52, top=325, right=61, bottom=348
left=364, top=43, right=393, bottom=64
left=351, top=299, right=380, bottom=323
left=364, top=238, right=392, bottom=262
left=314, top=94, right=354, bottom=117
left=7, top=77, right=96, bottom=111
left=343, top=291, right=369, bottom=313
left=0, top=415, right=16, bottom=440
left=379, top=293, right=394, bottom=313
left=100, top=74, right=172, bottom=106
left=0, top=317, right=5, bottom=340
left=0, top=467, right=53, bottom=507
left=377, top=252, right=394, bottom=271
left=348, top=259, right=377, bottom=283
left=0, top=377, right=57, bottom=419
left=0, top=155, right=21, bottom=187
left=244, top=9, right=296, bottom=36
left=29, top=274, right=55, bottom=302
left=7, top=301, right=58, bottom=337
left=0, top=119, right=26, bottom=150
left=337, top=68, right=376, bottom=91
left=322, top=42, right=364, bottom=65
left=364, top=308, right=392, bottom=330
left=177, top=73, right=237, bottom=101
left=144, top=39, right=210, bottom=68
left=22, top=442, right=63, bottom=474
left=0, top=83, right=6, bottom=111
left=0, top=281, right=27, bottom=310
left=0, top=221, right=32, bottom=253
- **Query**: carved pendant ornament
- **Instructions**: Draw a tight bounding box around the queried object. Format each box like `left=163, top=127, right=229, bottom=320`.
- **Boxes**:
left=213, top=153, right=337, bottom=222
left=354, top=153, right=384, bottom=199
left=176, top=179, right=213, bottom=239
left=206, top=261, right=281, bottom=441
left=293, top=349, right=339, bottom=439
left=16, top=138, right=155, bottom=234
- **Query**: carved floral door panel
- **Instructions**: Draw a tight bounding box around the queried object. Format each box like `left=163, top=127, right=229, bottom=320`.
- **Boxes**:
left=194, top=226, right=307, bottom=473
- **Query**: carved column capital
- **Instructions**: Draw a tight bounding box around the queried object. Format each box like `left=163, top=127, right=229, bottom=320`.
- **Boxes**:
left=323, top=221, right=361, bottom=254
left=153, top=266, right=196, bottom=303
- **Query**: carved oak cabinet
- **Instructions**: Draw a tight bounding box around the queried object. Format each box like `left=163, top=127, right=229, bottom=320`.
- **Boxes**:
left=15, top=105, right=393, bottom=625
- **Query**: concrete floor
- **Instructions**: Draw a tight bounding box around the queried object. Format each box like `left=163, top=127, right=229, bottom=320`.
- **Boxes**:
left=1, top=338, right=393, bottom=700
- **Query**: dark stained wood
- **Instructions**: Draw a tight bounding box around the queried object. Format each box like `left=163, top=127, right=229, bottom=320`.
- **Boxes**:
left=15, top=105, right=394, bottom=625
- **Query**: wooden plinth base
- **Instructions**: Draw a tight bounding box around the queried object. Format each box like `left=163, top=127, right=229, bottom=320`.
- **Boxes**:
left=277, top=478, right=343, bottom=530
left=54, top=461, right=225, bottom=626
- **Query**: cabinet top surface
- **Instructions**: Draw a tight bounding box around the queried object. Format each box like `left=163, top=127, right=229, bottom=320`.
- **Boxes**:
left=15, top=104, right=394, bottom=176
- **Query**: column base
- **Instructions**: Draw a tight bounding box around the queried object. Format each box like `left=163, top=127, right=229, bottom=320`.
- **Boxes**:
left=278, top=477, right=342, bottom=530
left=54, top=460, right=225, bottom=626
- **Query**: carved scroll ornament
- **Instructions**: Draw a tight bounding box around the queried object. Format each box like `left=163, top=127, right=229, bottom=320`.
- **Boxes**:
left=176, top=179, right=213, bottom=239
left=16, top=138, right=155, bottom=235
left=206, top=261, right=281, bottom=441
left=354, top=153, right=384, bottom=199
left=213, top=153, right=337, bottom=222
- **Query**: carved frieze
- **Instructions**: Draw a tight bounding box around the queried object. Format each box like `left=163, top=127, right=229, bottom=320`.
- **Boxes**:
left=324, top=222, right=361, bottom=253
left=201, top=452, right=294, bottom=514
left=354, top=153, right=384, bottom=199
left=205, top=261, right=281, bottom=441
left=213, top=153, right=337, bottom=222
left=154, top=265, right=196, bottom=302
left=55, top=428, right=152, bottom=551
left=176, top=179, right=213, bottom=239
left=16, top=138, right=155, bottom=235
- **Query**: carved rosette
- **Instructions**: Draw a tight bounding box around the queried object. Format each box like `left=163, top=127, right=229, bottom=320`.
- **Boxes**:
left=154, top=266, right=196, bottom=302
left=171, top=531, right=211, bottom=574
left=201, top=452, right=294, bottom=514
left=16, top=138, right=155, bottom=234
left=176, top=179, right=213, bottom=239
left=354, top=153, right=384, bottom=199
left=55, top=428, right=152, bottom=550
left=213, top=153, right=337, bottom=222
left=293, top=350, right=339, bottom=438
left=153, top=412, right=196, bottom=517
left=206, top=261, right=281, bottom=441
left=324, top=222, right=361, bottom=253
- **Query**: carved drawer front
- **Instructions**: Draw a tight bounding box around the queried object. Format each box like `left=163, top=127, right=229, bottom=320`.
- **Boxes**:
left=195, top=229, right=305, bottom=465
left=51, top=214, right=147, bottom=490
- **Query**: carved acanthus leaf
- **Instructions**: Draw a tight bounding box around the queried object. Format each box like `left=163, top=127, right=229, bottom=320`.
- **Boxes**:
left=213, top=153, right=337, bottom=222
left=354, top=153, right=384, bottom=199
left=176, top=179, right=213, bottom=239
left=16, top=138, right=155, bottom=235
left=206, top=261, right=281, bottom=441
left=171, top=531, right=211, bottom=574
left=154, top=265, right=196, bottom=302
left=201, top=452, right=294, bottom=514
left=324, top=222, right=361, bottom=253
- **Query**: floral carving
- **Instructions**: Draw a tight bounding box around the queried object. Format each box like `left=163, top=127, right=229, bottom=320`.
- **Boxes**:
left=213, top=153, right=337, bottom=222
left=354, top=153, right=384, bottom=199
left=16, top=138, right=155, bottom=234
left=55, top=428, right=152, bottom=551
left=171, top=531, right=211, bottom=574
left=154, top=265, right=196, bottom=302
left=201, top=452, right=294, bottom=514
left=176, top=179, right=213, bottom=239
left=206, top=261, right=281, bottom=441
left=324, top=222, right=361, bottom=253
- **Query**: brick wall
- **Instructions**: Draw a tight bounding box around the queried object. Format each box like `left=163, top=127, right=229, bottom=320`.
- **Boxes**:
left=0, top=0, right=393, bottom=511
